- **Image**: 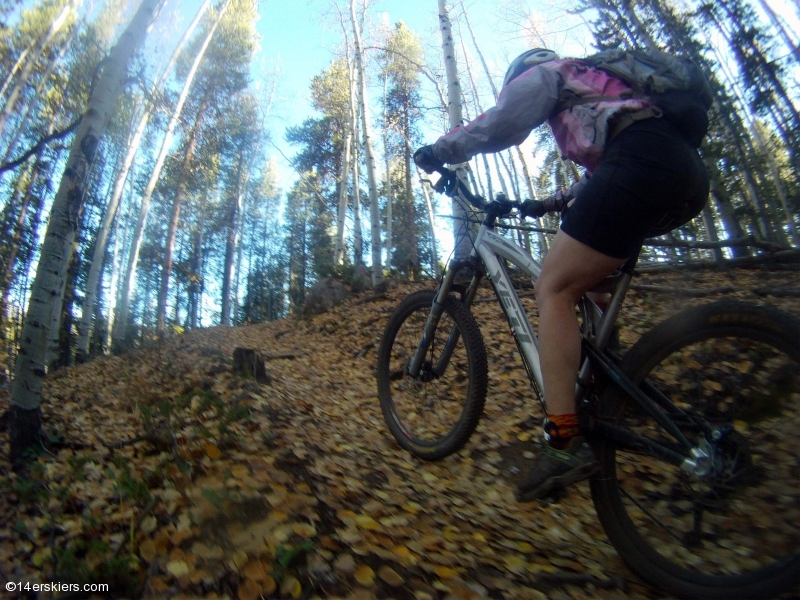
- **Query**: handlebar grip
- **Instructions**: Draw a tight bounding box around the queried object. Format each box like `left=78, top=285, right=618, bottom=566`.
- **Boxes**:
left=428, top=166, right=487, bottom=210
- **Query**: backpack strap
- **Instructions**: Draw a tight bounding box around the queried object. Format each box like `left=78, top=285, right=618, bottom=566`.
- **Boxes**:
left=555, top=89, right=640, bottom=112
left=607, top=106, right=663, bottom=142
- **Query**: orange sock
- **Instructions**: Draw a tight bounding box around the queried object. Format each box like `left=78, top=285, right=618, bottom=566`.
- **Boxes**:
left=544, top=413, right=579, bottom=449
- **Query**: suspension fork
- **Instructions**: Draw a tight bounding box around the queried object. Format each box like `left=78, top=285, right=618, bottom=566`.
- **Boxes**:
left=406, top=259, right=482, bottom=378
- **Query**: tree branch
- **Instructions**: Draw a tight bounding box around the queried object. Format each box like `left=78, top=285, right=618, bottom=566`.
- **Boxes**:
left=0, top=117, right=83, bottom=174
left=643, top=236, right=787, bottom=252
left=267, top=139, right=331, bottom=211
left=364, top=44, right=447, bottom=109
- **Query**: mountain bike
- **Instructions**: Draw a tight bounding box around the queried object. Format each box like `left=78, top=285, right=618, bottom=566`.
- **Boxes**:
left=375, top=166, right=800, bottom=599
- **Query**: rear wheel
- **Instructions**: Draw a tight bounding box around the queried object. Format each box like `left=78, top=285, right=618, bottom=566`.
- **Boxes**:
left=376, top=290, right=487, bottom=460
left=591, top=302, right=800, bottom=599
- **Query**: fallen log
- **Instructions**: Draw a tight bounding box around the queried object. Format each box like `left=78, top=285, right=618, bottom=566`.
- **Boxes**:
left=631, top=284, right=737, bottom=297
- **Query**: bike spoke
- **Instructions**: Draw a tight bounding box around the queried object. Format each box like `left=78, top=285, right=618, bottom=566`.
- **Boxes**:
left=619, top=484, right=686, bottom=546
left=598, top=305, right=800, bottom=593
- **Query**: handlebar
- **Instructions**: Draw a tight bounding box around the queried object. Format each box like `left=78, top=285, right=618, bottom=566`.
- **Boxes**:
left=428, top=165, right=569, bottom=221
left=431, top=165, right=521, bottom=215
left=429, top=166, right=488, bottom=210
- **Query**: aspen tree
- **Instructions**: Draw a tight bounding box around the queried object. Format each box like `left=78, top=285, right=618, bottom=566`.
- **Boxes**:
left=76, top=0, right=212, bottom=360
left=349, top=0, right=385, bottom=289
left=416, top=166, right=440, bottom=277
left=158, top=96, right=209, bottom=330
left=382, top=71, right=394, bottom=270
left=334, top=126, right=352, bottom=265
left=437, top=0, right=473, bottom=261
left=9, top=0, right=166, bottom=467
left=350, top=86, right=363, bottom=266
left=113, top=0, right=232, bottom=351
left=459, top=3, right=549, bottom=254
left=0, top=0, right=80, bottom=139
left=1, top=26, right=77, bottom=165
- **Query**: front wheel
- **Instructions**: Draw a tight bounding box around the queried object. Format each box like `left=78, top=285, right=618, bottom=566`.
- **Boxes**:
left=590, top=301, right=800, bottom=599
left=376, top=290, right=488, bottom=460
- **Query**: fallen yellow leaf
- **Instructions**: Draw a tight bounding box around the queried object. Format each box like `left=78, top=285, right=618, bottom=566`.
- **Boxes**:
left=166, top=560, right=189, bottom=578
left=205, top=444, right=221, bottom=459
left=238, top=579, right=261, bottom=600
left=280, top=575, right=301, bottom=598
left=433, top=565, right=457, bottom=579
left=354, top=515, right=380, bottom=531
left=378, top=565, right=403, bottom=586
left=516, top=541, right=534, bottom=553
left=189, top=568, right=208, bottom=585
left=354, top=564, right=375, bottom=586
left=242, top=560, right=267, bottom=581
left=262, top=574, right=276, bottom=596
left=141, top=515, right=158, bottom=534
left=503, top=554, right=526, bottom=574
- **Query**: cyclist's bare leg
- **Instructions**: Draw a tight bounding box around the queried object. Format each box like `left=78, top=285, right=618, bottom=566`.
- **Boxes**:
left=535, top=231, right=626, bottom=416
left=516, top=231, right=626, bottom=501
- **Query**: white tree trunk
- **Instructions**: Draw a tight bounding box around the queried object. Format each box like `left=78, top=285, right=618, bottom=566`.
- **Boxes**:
left=2, top=27, right=77, bottom=164
left=334, top=129, right=351, bottom=265
left=382, top=74, right=393, bottom=271
left=112, top=0, right=230, bottom=350
left=10, top=0, right=165, bottom=464
left=76, top=0, right=211, bottom=360
left=348, top=55, right=363, bottom=265
left=437, top=0, right=472, bottom=261
left=0, top=0, right=80, bottom=138
left=349, top=0, right=384, bottom=288
left=106, top=162, right=137, bottom=349
left=0, top=42, right=34, bottom=102
left=416, top=166, right=440, bottom=278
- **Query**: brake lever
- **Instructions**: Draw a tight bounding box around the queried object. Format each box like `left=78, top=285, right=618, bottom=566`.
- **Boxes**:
left=432, top=170, right=458, bottom=196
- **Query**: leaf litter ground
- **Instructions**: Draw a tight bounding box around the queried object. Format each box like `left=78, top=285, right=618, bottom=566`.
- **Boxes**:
left=0, top=267, right=798, bottom=600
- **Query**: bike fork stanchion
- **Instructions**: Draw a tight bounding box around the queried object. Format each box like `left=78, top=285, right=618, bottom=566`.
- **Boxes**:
left=407, top=261, right=460, bottom=377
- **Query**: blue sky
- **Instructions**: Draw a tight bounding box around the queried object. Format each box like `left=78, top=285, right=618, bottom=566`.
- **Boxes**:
left=248, top=0, right=588, bottom=189
left=256, top=0, right=482, bottom=188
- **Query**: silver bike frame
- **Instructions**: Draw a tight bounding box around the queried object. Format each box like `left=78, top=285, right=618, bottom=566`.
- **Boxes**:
left=473, top=226, right=546, bottom=391
left=408, top=215, right=634, bottom=405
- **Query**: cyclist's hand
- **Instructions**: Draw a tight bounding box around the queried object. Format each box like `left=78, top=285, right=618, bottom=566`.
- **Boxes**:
left=520, top=199, right=546, bottom=219
left=432, top=170, right=458, bottom=196
left=414, top=145, right=444, bottom=174
left=544, top=190, right=573, bottom=213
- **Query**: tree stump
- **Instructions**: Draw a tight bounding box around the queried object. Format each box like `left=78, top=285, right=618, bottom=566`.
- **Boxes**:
left=232, top=348, right=272, bottom=384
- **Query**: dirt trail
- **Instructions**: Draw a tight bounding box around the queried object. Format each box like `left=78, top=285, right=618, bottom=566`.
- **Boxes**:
left=1, top=267, right=797, bottom=599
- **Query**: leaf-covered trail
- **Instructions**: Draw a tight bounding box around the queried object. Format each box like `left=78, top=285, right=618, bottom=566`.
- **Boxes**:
left=1, top=268, right=797, bottom=599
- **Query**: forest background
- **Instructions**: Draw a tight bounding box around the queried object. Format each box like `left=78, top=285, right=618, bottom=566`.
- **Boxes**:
left=0, top=0, right=797, bottom=457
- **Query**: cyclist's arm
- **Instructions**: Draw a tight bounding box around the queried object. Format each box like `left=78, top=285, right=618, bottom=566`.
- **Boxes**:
left=433, top=65, right=562, bottom=165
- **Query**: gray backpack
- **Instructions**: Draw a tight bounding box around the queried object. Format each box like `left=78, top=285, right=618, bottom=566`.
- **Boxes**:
left=565, top=48, right=714, bottom=146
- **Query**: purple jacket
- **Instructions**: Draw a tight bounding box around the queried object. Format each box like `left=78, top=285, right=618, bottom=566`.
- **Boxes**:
left=433, top=59, right=651, bottom=179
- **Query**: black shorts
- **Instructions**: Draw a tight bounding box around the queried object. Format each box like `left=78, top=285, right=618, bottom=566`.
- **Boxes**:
left=560, top=117, right=709, bottom=259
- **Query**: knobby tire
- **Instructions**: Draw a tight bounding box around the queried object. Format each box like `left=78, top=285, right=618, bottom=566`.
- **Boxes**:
left=377, top=290, right=488, bottom=460
left=590, top=301, right=800, bottom=599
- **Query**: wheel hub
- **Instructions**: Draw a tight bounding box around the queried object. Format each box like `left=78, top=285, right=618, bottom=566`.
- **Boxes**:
left=682, top=427, right=755, bottom=505
left=406, top=358, right=437, bottom=382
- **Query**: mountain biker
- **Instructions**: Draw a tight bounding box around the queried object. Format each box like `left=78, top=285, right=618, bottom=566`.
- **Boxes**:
left=414, top=48, right=709, bottom=502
